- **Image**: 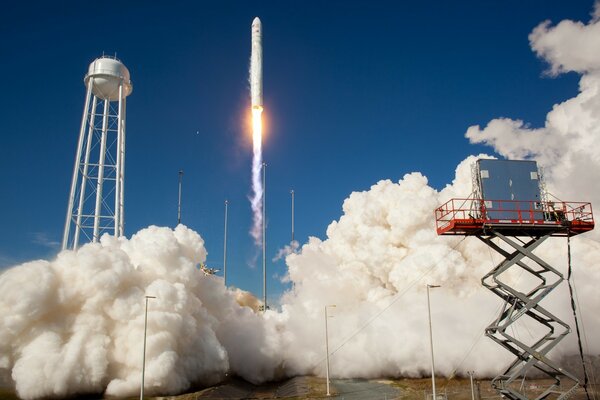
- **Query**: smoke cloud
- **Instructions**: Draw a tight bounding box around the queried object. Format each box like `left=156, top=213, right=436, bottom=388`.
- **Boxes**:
left=2, top=5, right=600, bottom=400
left=0, top=226, right=282, bottom=399
left=273, top=165, right=600, bottom=380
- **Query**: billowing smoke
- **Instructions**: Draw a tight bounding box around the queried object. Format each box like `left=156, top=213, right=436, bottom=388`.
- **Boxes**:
left=272, top=164, right=600, bottom=380
left=2, top=5, right=600, bottom=400
left=0, top=226, right=283, bottom=399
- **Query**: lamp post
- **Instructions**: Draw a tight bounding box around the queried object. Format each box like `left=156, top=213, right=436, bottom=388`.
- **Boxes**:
left=468, top=371, right=475, bottom=400
left=223, top=199, right=228, bottom=286
left=262, top=162, right=266, bottom=312
left=290, top=189, right=295, bottom=244
left=177, top=170, right=183, bottom=225
left=427, top=284, right=440, bottom=400
left=325, top=304, right=336, bottom=396
left=140, top=295, right=156, bottom=400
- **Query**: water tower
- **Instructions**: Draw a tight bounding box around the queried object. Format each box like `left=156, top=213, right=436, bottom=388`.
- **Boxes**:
left=435, top=159, right=594, bottom=400
left=62, top=56, right=133, bottom=250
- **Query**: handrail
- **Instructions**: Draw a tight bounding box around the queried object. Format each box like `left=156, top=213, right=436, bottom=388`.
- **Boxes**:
left=435, top=198, right=594, bottom=235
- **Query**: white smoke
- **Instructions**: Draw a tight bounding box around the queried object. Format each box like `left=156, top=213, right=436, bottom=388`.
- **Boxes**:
left=249, top=121, right=263, bottom=245
left=273, top=240, right=299, bottom=262
left=0, top=225, right=282, bottom=399
left=3, top=5, right=600, bottom=399
left=271, top=164, right=600, bottom=380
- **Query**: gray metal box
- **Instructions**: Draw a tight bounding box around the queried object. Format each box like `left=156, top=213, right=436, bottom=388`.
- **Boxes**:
left=477, top=159, right=541, bottom=220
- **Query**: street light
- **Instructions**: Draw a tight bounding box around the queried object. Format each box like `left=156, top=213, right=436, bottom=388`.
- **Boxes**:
left=468, top=371, right=475, bottom=400
left=324, top=304, right=336, bottom=397
left=177, top=170, right=183, bottom=225
left=427, top=284, right=440, bottom=400
left=290, top=189, right=295, bottom=244
left=223, top=199, right=228, bottom=286
left=140, top=295, right=156, bottom=400
left=262, top=162, right=266, bottom=312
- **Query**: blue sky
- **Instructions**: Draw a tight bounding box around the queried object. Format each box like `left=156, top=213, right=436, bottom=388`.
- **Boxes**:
left=0, top=1, right=592, bottom=302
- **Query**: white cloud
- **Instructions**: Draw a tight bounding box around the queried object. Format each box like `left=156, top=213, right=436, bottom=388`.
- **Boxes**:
left=467, top=10, right=600, bottom=217
left=530, top=16, right=600, bottom=75
left=31, top=232, right=60, bottom=250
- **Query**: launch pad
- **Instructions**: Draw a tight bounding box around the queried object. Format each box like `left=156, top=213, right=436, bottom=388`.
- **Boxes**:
left=435, top=159, right=594, bottom=400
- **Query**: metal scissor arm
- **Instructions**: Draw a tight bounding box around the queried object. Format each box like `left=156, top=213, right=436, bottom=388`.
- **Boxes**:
left=477, top=230, right=579, bottom=400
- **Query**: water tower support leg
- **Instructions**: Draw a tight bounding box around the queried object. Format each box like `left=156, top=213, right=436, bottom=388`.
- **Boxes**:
left=74, top=95, right=98, bottom=248
left=62, top=78, right=93, bottom=250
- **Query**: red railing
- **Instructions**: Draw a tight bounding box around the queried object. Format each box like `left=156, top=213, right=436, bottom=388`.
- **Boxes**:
left=435, top=199, right=594, bottom=236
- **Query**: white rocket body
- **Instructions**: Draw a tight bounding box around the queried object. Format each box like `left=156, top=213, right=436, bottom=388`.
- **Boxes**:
left=251, top=17, right=263, bottom=109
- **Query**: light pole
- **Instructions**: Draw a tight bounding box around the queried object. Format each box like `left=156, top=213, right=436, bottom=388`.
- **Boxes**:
left=140, top=295, right=156, bottom=400
left=290, top=189, right=295, bottom=244
left=468, top=371, right=475, bottom=400
left=223, top=199, right=228, bottom=286
left=427, top=284, right=440, bottom=400
left=324, top=304, right=336, bottom=396
left=177, top=170, right=183, bottom=225
left=262, top=162, right=266, bottom=312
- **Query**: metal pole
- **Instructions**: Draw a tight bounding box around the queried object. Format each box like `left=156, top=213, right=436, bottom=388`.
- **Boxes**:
left=262, top=162, right=266, bottom=311
left=177, top=170, right=183, bottom=225
left=93, top=99, right=110, bottom=242
left=73, top=94, right=98, bottom=249
left=427, top=284, right=440, bottom=400
left=468, top=371, right=475, bottom=400
left=115, top=83, right=124, bottom=237
left=119, top=96, right=127, bottom=236
left=114, top=85, right=122, bottom=236
left=325, top=305, right=335, bottom=396
left=223, top=199, right=228, bottom=286
left=291, top=189, right=295, bottom=244
left=141, top=295, right=156, bottom=400
left=63, top=78, right=94, bottom=250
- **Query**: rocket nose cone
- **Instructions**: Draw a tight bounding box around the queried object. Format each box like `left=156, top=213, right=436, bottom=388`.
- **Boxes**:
left=252, top=17, right=261, bottom=27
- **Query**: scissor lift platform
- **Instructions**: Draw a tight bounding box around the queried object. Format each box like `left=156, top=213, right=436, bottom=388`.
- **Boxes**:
left=435, top=197, right=594, bottom=400
left=435, top=199, right=594, bottom=237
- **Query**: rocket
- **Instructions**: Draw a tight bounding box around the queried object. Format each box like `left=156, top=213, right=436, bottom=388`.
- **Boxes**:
left=250, top=17, right=262, bottom=109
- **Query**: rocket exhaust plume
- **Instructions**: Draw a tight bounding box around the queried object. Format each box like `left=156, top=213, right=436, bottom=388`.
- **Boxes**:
left=250, top=17, right=263, bottom=244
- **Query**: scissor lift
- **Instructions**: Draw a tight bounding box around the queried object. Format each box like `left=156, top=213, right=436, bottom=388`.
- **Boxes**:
left=435, top=160, right=594, bottom=400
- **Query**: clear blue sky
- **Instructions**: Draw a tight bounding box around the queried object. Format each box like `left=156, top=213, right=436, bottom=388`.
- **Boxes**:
left=0, top=1, right=591, bottom=302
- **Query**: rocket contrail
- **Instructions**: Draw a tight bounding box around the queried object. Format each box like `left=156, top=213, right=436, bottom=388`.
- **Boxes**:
left=250, top=17, right=263, bottom=244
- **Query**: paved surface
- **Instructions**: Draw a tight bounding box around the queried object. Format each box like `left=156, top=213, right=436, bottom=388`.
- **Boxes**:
left=274, top=376, right=311, bottom=398
left=181, top=376, right=313, bottom=399
left=331, top=379, right=401, bottom=400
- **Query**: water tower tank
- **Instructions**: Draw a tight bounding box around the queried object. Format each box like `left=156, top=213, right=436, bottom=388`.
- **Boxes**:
left=84, top=56, right=133, bottom=101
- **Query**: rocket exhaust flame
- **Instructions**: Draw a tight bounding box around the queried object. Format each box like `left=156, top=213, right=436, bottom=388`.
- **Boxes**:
left=249, top=17, right=263, bottom=245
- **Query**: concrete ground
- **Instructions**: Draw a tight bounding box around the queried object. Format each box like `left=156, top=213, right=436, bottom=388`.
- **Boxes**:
left=0, top=375, right=598, bottom=399
left=330, top=378, right=401, bottom=399
left=162, top=376, right=598, bottom=400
